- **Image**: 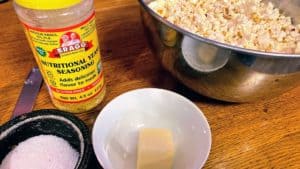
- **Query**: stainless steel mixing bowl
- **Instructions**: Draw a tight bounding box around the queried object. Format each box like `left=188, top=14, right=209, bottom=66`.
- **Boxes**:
left=138, top=0, right=300, bottom=102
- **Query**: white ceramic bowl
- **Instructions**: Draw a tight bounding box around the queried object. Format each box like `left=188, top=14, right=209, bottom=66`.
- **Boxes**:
left=92, top=88, right=211, bottom=169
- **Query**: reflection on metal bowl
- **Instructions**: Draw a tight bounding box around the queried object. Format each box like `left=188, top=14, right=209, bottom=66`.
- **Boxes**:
left=138, top=0, right=300, bottom=102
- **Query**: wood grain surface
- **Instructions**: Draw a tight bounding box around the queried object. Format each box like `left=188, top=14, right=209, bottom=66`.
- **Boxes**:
left=0, top=0, right=299, bottom=168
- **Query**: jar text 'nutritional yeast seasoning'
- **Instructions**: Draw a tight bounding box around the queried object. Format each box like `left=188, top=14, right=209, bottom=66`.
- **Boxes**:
left=14, top=0, right=106, bottom=113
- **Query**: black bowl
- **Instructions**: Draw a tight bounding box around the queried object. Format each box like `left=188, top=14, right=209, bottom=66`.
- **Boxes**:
left=0, top=109, right=95, bottom=169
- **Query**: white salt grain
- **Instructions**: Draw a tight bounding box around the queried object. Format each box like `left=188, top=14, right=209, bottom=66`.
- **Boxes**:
left=0, top=135, right=79, bottom=169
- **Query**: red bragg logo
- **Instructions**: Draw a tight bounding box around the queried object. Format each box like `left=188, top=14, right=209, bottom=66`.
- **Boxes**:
left=48, top=32, right=93, bottom=58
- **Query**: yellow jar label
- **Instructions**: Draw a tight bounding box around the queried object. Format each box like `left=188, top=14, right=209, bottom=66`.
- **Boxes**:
left=23, top=12, right=105, bottom=103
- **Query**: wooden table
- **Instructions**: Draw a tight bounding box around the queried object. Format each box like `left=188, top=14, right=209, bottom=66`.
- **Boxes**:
left=0, top=0, right=299, bottom=168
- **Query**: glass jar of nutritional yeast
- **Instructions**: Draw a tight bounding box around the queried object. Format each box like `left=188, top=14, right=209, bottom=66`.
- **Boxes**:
left=14, top=0, right=106, bottom=113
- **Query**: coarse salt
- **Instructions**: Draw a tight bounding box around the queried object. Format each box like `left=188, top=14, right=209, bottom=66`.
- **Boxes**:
left=0, top=135, right=79, bottom=169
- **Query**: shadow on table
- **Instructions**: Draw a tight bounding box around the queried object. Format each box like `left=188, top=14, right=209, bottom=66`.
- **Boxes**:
left=88, top=150, right=103, bottom=169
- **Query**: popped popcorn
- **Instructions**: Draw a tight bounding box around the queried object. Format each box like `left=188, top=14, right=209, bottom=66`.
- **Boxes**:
left=149, top=0, right=300, bottom=54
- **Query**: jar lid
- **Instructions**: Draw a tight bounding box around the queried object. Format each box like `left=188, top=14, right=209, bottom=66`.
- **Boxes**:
left=15, top=0, right=82, bottom=10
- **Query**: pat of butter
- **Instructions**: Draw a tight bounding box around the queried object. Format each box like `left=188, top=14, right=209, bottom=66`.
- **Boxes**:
left=137, top=128, right=175, bottom=169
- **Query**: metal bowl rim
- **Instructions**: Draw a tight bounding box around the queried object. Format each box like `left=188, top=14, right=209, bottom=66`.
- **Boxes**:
left=138, top=0, right=300, bottom=59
